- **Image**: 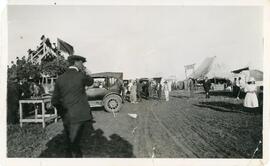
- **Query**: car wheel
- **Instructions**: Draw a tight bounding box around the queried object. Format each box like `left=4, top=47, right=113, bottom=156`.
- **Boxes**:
left=103, top=94, right=123, bottom=113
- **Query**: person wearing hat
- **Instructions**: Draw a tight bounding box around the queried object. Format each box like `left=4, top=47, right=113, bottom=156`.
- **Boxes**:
left=188, top=77, right=195, bottom=98
left=156, top=82, right=162, bottom=100
left=136, top=79, right=142, bottom=102
left=130, top=80, right=137, bottom=104
left=203, top=77, right=211, bottom=98
left=243, top=77, right=258, bottom=112
left=163, top=81, right=170, bottom=101
left=148, top=80, right=153, bottom=99
left=52, top=55, right=94, bottom=157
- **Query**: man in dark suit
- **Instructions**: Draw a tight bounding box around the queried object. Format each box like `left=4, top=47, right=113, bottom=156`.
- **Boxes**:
left=52, top=55, right=94, bottom=157
left=156, top=82, right=162, bottom=100
left=188, top=77, right=195, bottom=98
left=203, top=77, right=211, bottom=98
left=136, top=80, right=142, bottom=102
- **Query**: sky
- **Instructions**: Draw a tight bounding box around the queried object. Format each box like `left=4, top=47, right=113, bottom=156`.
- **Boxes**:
left=8, top=5, right=263, bottom=79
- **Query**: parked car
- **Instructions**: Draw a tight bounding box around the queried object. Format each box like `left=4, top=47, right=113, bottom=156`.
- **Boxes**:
left=86, top=72, right=123, bottom=113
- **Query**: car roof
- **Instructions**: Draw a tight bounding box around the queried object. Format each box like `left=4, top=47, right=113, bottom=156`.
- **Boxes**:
left=91, top=72, right=123, bottom=80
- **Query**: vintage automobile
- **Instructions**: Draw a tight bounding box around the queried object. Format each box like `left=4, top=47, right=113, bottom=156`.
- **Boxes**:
left=86, top=72, right=123, bottom=113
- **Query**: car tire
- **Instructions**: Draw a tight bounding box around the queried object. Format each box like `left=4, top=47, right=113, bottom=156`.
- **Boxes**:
left=103, top=94, right=123, bottom=113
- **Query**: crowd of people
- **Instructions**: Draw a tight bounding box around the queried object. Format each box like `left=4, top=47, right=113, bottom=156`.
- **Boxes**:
left=121, top=79, right=171, bottom=103
left=8, top=72, right=262, bottom=125
left=232, top=77, right=247, bottom=99
left=186, top=76, right=261, bottom=112
left=7, top=53, right=262, bottom=158
left=6, top=34, right=263, bottom=158
left=232, top=77, right=261, bottom=112
left=7, top=76, right=47, bottom=124
left=187, top=77, right=211, bottom=98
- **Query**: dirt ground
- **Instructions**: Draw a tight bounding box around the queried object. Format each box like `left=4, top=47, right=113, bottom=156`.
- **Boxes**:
left=8, top=90, right=263, bottom=158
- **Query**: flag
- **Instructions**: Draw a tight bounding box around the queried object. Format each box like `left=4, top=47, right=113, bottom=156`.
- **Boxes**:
left=57, top=38, right=74, bottom=55
left=184, top=64, right=195, bottom=70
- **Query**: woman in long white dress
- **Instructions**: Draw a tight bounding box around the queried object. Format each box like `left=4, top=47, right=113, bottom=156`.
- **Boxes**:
left=243, top=77, right=258, bottom=111
left=163, top=81, right=170, bottom=101
left=130, top=81, right=137, bottom=104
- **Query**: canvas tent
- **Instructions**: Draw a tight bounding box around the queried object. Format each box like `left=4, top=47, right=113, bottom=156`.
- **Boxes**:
left=249, top=69, right=263, bottom=81
left=183, top=56, right=232, bottom=91
left=189, top=56, right=232, bottom=80
left=231, top=68, right=263, bottom=87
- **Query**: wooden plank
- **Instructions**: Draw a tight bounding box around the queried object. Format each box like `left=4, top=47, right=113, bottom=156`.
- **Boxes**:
left=44, top=116, right=58, bottom=122
left=36, top=114, right=57, bottom=118
left=42, top=102, right=45, bottom=128
left=19, top=102, right=23, bottom=127
left=54, top=108, right=58, bottom=123
left=19, top=98, right=58, bottom=128
left=21, top=119, right=43, bottom=123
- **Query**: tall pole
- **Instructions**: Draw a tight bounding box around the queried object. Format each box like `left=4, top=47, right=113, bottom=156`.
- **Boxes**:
left=185, top=68, right=187, bottom=79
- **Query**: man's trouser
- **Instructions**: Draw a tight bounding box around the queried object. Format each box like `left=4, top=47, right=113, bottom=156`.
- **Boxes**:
left=137, top=91, right=142, bottom=101
left=232, top=86, right=236, bottom=97
left=63, top=120, right=88, bottom=157
left=157, top=91, right=161, bottom=99
left=205, top=90, right=210, bottom=98
left=236, top=86, right=240, bottom=98
left=190, top=89, right=194, bottom=98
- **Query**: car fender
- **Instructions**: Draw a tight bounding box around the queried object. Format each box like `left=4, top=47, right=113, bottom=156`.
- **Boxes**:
left=102, top=92, right=122, bottom=101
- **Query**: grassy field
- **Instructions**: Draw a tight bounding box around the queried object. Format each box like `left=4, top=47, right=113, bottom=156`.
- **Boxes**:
left=7, top=90, right=263, bottom=158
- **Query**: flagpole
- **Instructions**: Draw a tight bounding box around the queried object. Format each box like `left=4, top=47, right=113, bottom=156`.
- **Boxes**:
left=185, top=68, right=187, bottom=79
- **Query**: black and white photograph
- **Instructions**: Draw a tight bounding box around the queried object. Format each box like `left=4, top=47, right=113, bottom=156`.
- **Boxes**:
left=1, top=0, right=269, bottom=165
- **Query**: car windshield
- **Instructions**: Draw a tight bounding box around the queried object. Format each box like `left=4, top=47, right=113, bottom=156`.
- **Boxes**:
left=92, top=78, right=106, bottom=88
left=88, top=76, right=121, bottom=89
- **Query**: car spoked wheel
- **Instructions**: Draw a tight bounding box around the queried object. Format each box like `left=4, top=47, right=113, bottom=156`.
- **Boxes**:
left=108, top=99, right=118, bottom=110
left=103, top=94, right=123, bottom=113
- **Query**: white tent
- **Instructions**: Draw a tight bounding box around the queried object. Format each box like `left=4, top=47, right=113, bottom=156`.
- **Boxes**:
left=189, top=56, right=232, bottom=80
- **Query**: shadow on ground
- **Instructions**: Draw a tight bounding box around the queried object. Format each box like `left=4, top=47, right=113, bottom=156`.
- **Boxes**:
left=171, top=95, right=190, bottom=99
left=196, top=91, right=246, bottom=99
left=171, top=90, right=237, bottom=99
left=90, top=107, right=106, bottom=112
left=39, top=126, right=135, bottom=158
left=194, top=101, right=262, bottom=114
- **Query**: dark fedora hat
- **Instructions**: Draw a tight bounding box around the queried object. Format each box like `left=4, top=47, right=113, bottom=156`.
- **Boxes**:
left=67, top=55, right=86, bottom=63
